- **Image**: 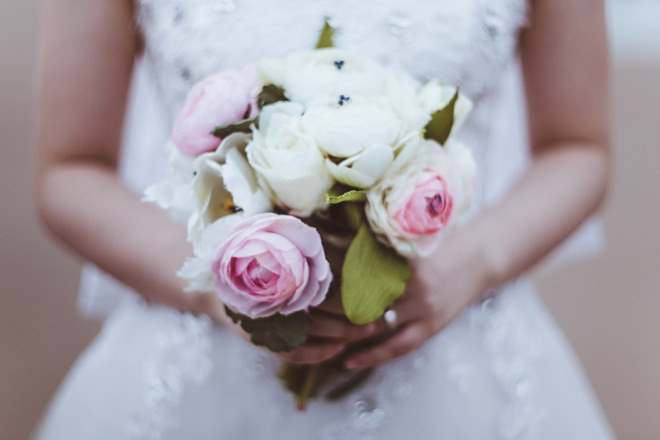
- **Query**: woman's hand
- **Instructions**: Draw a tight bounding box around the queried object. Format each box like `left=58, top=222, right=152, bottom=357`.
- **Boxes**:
left=183, top=291, right=350, bottom=363
left=189, top=281, right=382, bottom=364
left=182, top=235, right=382, bottom=364
left=343, top=229, right=491, bottom=369
left=268, top=234, right=380, bottom=364
left=275, top=293, right=383, bottom=364
left=275, top=227, right=493, bottom=367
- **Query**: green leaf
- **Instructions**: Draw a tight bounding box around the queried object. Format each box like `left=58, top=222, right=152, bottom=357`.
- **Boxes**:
left=326, top=187, right=367, bottom=205
left=315, top=19, right=335, bottom=49
left=343, top=203, right=364, bottom=232
left=225, top=306, right=242, bottom=324
left=211, top=116, right=257, bottom=139
left=257, top=84, right=289, bottom=110
left=341, top=223, right=412, bottom=325
left=424, top=88, right=459, bottom=146
left=224, top=306, right=313, bottom=352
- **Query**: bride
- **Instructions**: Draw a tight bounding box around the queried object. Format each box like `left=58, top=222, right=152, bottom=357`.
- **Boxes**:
left=34, top=0, right=616, bottom=438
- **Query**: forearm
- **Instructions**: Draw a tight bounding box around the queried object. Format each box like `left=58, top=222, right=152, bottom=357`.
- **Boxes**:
left=37, top=160, right=223, bottom=318
left=472, top=141, right=609, bottom=290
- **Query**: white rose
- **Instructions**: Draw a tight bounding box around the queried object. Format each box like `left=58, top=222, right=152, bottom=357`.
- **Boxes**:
left=418, top=81, right=473, bottom=139
left=247, top=102, right=333, bottom=216
left=365, top=139, right=477, bottom=257
left=258, top=49, right=392, bottom=105
left=301, top=97, right=403, bottom=158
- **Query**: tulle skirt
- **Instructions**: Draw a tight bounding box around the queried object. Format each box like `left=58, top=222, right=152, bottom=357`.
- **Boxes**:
left=34, top=279, right=615, bottom=440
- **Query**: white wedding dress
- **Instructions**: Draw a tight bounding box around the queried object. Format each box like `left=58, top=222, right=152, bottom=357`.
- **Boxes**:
left=35, top=0, right=616, bottom=439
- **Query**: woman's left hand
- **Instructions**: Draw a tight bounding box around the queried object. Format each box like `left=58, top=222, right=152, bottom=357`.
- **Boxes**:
left=344, top=230, right=492, bottom=369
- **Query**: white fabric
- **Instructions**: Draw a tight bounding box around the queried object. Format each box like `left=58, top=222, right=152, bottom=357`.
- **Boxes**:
left=39, top=1, right=614, bottom=439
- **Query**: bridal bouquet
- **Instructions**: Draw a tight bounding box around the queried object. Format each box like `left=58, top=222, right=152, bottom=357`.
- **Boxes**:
left=146, top=22, right=477, bottom=406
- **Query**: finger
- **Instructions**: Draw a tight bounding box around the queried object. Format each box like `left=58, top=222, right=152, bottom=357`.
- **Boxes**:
left=344, top=322, right=430, bottom=369
left=309, top=314, right=378, bottom=341
left=383, top=296, right=432, bottom=327
left=314, top=293, right=345, bottom=316
left=277, top=342, right=345, bottom=365
left=359, top=298, right=427, bottom=337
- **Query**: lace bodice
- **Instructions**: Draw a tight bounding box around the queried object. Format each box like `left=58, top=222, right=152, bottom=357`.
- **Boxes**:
left=136, top=0, right=529, bottom=123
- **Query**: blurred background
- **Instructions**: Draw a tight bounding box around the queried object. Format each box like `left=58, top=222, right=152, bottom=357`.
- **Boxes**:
left=1, top=0, right=658, bottom=438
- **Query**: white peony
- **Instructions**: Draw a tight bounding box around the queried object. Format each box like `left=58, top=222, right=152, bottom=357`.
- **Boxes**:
left=302, top=95, right=427, bottom=189
left=246, top=102, right=333, bottom=216
left=258, top=48, right=393, bottom=105
left=301, top=97, right=403, bottom=158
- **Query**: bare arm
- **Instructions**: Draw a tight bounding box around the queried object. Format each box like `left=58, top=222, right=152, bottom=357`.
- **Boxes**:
left=35, top=0, right=224, bottom=320
left=36, top=0, right=371, bottom=362
left=480, top=0, right=610, bottom=284
left=346, top=0, right=610, bottom=369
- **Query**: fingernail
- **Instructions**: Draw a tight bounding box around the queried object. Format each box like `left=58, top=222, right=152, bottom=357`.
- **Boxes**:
left=363, top=324, right=376, bottom=334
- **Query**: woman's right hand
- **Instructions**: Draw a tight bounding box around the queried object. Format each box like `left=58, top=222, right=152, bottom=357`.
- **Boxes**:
left=274, top=293, right=382, bottom=364
left=186, top=288, right=378, bottom=364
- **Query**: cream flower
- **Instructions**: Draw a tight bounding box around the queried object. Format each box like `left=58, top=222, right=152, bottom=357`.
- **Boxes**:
left=301, top=97, right=403, bottom=158
left=246, top=102, right=333, bottom=216
left=188, top=133, right=272, bottom=240
left=325, top=145, right=395, bottom=189
left=258, top=48, right=392, bottom=105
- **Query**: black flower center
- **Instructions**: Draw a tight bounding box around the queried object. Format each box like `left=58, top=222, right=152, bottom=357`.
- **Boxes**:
left=338, top=94, right=351, bottom=106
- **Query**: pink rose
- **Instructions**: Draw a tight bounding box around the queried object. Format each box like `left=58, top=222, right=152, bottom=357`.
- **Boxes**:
left=392, top=172, right=454, bottom=237
left=366, top=139, right=476, bottom=257
left=211, top=213, right=332, bottom=318
left=172, top=70, right=261, bottom=156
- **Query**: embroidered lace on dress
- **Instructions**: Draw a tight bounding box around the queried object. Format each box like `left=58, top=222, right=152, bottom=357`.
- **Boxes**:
left=126, top=304, right=214, bottom=439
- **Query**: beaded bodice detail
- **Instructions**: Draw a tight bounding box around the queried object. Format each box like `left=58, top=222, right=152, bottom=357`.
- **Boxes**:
left=136, top=0, right=528, bottom=123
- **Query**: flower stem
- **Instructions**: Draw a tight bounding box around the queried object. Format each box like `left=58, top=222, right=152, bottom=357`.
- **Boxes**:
left=297, top=365, right=321, bottom=411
